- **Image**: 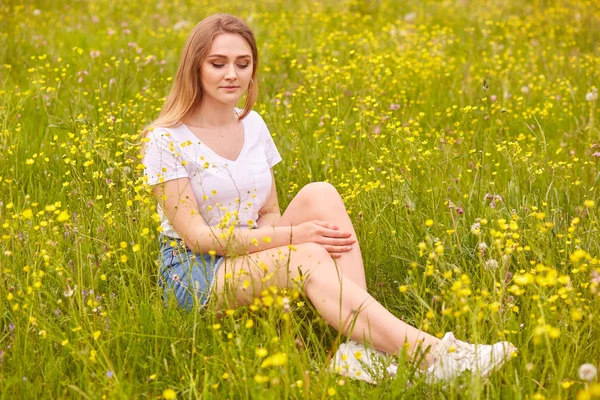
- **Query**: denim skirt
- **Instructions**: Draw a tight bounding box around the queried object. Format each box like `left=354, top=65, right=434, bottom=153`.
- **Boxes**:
left=157, top=234, right=225, bottom=310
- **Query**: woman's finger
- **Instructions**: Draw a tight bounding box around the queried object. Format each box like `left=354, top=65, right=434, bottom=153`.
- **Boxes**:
left=321, top=244, right=353, bottom=253
left=316, top=226, right=353, bottom=238
left=319, top=237, right=356, bottom=247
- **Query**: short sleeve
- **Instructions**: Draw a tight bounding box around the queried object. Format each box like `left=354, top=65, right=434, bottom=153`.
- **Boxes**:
left=259, top=116, right=282, bottom=168
left=141, top=128, right=189, bottom=186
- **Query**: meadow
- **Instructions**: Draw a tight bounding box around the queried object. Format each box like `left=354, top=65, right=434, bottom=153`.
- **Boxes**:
left=1, top=0, right=600, bottom=398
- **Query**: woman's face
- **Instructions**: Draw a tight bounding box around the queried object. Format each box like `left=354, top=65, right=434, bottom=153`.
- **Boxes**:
left=200, top=33, right=253, bottom=107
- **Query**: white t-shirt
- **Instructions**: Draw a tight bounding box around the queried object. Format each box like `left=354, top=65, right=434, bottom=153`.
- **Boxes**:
left=142, top=110, right=282, bottom=238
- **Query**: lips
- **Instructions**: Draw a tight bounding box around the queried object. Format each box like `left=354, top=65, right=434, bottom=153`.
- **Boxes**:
left=221, top=86, right=239, bottom=89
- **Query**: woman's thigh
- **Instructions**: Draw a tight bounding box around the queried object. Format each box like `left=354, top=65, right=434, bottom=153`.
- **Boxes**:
left=212, top=242, right=334, bottom=309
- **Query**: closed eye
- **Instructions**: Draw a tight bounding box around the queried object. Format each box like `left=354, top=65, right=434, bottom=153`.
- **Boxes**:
left=211, top=63, right=250, bottom=69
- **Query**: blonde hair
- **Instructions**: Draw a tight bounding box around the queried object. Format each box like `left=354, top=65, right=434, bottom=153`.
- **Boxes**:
left=141, top=14, right=259, bottom=139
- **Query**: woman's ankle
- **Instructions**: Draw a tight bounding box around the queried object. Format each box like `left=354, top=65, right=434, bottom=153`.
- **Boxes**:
left=408, top=339, right=438, bottom=369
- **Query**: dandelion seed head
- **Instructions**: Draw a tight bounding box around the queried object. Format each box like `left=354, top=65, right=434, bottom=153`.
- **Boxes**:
left=485, top=259, right=499, bottom=270
left=585, top=88, right=598, bottom=102
left=579, top=363, right=597, bottom=381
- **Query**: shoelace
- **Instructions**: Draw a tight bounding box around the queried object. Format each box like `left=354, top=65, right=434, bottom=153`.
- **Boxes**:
left=445, top=339, right=478, bottom=372
left=430, top=335, right=478, bottom=375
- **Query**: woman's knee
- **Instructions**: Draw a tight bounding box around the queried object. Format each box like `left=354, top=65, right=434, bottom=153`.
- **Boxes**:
left=298, top=182, right=340, bottom=202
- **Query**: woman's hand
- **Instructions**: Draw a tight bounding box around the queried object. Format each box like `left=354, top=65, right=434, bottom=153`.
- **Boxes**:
left=293, top=220, right=356, bottom=258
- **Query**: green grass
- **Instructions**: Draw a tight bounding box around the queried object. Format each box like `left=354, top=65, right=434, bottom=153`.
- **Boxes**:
left=1, top=0, right=600, bottom=398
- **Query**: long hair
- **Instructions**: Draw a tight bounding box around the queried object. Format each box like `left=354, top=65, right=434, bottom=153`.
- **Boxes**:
left=141, top=14, right=259, bottom=139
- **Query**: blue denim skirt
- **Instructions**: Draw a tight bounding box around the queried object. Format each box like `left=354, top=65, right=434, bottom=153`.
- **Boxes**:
left=157, top=234, right=225, bottom=310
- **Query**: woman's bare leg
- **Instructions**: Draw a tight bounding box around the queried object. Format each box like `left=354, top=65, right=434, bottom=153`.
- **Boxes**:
left=277, top=182, right=367, bottom=290
left=213, top=242, right=439, bottom=359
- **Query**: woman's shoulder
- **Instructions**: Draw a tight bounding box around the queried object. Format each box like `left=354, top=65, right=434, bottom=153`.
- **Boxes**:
left=144, top=124, right=186, bottom=139
left=236, top=107, right=264, bottom=122
left=238, top=109, right=267, bottom=133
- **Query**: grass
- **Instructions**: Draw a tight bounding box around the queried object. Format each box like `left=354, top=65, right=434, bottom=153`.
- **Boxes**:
left=1, top=0, right=600, bottom=398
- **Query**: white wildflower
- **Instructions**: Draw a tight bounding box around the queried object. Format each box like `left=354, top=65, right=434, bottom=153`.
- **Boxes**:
left=173, top=20, right=191, bottom=31
left=282, top=297, right=291, bottom=313
left=404, top=12, right=417, bottom=22
left=578, top=363, right=597, bottom=381
left=478, top=242, right=488, bottom=257
left=63, top=285, right=77, bottom=297
left=484, top=259, right=499, bottom=270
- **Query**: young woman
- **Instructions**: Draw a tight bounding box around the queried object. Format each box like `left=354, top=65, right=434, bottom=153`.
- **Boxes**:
left=140, top=14, right=516, bottom=384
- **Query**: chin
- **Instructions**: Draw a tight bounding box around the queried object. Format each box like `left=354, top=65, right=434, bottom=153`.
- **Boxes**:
left=221, top=95, right=244, bottom=105
left=220, top=98, right=242, bottom=107
left=204, top=93, right=243, bottom=107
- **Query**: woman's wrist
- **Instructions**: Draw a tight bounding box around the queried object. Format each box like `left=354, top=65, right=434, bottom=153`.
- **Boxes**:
left=256, top=212, right=281, bottom=228
left=241, top=225, right=293, bottom=254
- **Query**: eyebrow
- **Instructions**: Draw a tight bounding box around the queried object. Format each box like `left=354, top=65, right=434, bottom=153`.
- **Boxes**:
left=207, top=54, right=252, bottom=59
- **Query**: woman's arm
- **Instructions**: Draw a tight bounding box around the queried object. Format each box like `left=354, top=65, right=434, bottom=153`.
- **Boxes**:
left=153, top=176, right=291, bottom=256
left=256, top=169, right=281, bottom=228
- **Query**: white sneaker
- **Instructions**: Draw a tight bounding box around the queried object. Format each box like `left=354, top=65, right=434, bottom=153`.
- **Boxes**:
left=426, top=332, right=517, bottom=383
left=328, top=340, right=398, bottom=384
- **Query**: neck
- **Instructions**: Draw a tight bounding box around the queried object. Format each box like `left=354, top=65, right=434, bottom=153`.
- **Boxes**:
left=185, top=97, right=238, bottom=128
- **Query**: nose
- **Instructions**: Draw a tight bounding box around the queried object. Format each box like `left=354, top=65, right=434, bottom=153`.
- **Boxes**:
left=224, top=64, right=237, bottom=81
